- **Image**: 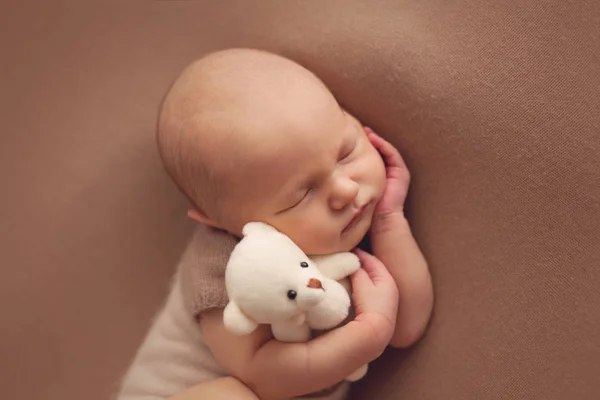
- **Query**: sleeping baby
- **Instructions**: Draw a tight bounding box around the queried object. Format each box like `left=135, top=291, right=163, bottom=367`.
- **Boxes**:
left=118, top=48, right=433, bottom=400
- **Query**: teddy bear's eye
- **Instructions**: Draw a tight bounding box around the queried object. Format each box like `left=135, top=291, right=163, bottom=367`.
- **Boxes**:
left=287, top=290, right=297, bottom=300
left=300, top=261, right=309, bottom=268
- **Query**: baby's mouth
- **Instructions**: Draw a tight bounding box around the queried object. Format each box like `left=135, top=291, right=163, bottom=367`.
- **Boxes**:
left=342, top=201, right=371, bottom=234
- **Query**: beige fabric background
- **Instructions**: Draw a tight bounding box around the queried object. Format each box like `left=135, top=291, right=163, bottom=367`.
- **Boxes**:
left=1, top=1, right=599, bottom=400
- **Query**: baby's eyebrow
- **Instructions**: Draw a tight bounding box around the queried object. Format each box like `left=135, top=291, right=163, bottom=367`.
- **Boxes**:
left=350, top=116, right=363, bottom=134
left=342, top=120, right=360, bottom=147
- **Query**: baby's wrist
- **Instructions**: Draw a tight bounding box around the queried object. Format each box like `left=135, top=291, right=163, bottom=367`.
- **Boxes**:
left=371, top=210, right=409, bottom=236
left=353, top=314, right=395, bottom=353
left=370, top=213, right=412, bottom=258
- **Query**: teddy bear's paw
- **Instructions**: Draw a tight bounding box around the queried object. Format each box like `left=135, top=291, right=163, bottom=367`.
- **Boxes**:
left=346, top=364, right=369, bottom=382
left=223, top=301, right=258, bottom=336
left=311, top=252, right=361, bottom=281
left=272, top=321, right=312, bottom=343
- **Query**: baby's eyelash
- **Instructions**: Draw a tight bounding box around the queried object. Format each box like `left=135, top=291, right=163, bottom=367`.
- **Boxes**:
left=297, top=188, right=312, bottom=203
left=339, top=142, right=357, bottom=161
left=280, top=189, right=311, bottom=213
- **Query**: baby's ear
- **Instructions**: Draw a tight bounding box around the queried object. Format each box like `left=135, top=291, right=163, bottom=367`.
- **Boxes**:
left=242, top=222, right=278, bottom=237
left=223, top=301, right=258, bottom=335
left=187, top=209, right=220, bottom=229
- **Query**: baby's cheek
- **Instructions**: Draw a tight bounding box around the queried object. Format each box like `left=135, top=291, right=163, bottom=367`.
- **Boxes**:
left=376, top=152, right=387, bottom=183
left=366, top=153, right=387, bottom=195
left=275, top=219, right=323, bottom=249
left=303, top=229, right=344, bottom=255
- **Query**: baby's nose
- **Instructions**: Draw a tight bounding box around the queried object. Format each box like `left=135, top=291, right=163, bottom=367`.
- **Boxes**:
left=329, top=174, right=359, bottom=211
left=307, top=278, right=323, bottom=289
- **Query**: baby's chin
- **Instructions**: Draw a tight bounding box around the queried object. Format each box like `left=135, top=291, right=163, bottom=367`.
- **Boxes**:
left=320, top=217, right=372, bottom=254
left=344, top=220, right=372, bottom=250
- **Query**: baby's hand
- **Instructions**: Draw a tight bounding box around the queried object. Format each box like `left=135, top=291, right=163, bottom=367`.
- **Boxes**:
left=350, top=248, right=399, bottom=346
left=366, top=127, right=411, bottom=234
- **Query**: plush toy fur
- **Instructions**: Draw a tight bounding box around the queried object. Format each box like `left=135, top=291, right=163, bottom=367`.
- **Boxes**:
left=223, top=222, right=368, bottom=381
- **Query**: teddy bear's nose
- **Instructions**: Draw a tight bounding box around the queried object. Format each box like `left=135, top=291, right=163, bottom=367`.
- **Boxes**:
left=307, top=278, right=323, bottom=289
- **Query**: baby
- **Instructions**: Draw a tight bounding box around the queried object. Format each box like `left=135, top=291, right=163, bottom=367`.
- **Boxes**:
left=118, top=49, right=433, bottom=400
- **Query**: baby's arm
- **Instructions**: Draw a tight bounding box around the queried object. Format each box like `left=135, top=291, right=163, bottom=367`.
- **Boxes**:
left=371, top=216, right=433, bottom=348
left=200, top=254, right=398, bottom=400
left=367, top=129, right=434, bottom=349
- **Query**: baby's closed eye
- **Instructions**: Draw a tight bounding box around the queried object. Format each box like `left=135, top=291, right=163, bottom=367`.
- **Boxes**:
left=338, top=139, right=357, bottom=162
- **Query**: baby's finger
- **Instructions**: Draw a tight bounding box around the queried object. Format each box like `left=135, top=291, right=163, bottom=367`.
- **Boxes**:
left=353, top=248, right=392, bottom=285
left=366, top=129, right=407, bottom=171
left=350, top=266, right=373, bottom=290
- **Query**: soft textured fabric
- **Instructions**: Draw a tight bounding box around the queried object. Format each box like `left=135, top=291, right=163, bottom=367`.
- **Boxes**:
left=3, top=2, right=600, bottom=400
left=179, top=225, right=237, bottom=320
left=117, top=273, right=226, bottom=399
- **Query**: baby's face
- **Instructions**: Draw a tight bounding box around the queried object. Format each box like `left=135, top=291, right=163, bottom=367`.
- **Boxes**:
left=219, top=95, right=386, bottom=255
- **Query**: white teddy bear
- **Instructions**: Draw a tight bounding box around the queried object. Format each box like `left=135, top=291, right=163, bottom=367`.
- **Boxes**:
left=223, top=222, right=368, bottom=381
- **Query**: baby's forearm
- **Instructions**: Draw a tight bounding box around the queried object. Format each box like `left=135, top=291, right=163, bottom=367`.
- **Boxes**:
left=372, top=215, right=434, bottom=348
left=246, top=319, right=386, bottom=400
left=168, top=377, right=258, bottom=400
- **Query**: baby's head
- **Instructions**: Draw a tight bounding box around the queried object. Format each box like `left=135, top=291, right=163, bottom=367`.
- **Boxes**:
left=157, top=49, right=385, bottom=255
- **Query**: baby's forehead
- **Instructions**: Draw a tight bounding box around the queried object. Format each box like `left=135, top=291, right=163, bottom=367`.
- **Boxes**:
left=191, top=91, right=341, bottom=161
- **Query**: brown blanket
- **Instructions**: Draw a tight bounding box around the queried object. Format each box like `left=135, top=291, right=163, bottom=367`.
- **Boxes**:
left=4, top=2, right=600, bottom=400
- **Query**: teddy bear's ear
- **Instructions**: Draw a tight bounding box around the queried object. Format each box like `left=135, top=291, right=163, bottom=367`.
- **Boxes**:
left=223, top=301, right=259, bottom=335
left=242, top=222, right=278, bottom=237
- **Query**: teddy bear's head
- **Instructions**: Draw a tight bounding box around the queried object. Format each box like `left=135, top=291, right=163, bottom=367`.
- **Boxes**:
left=224, top=223, right=328, bottom=334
